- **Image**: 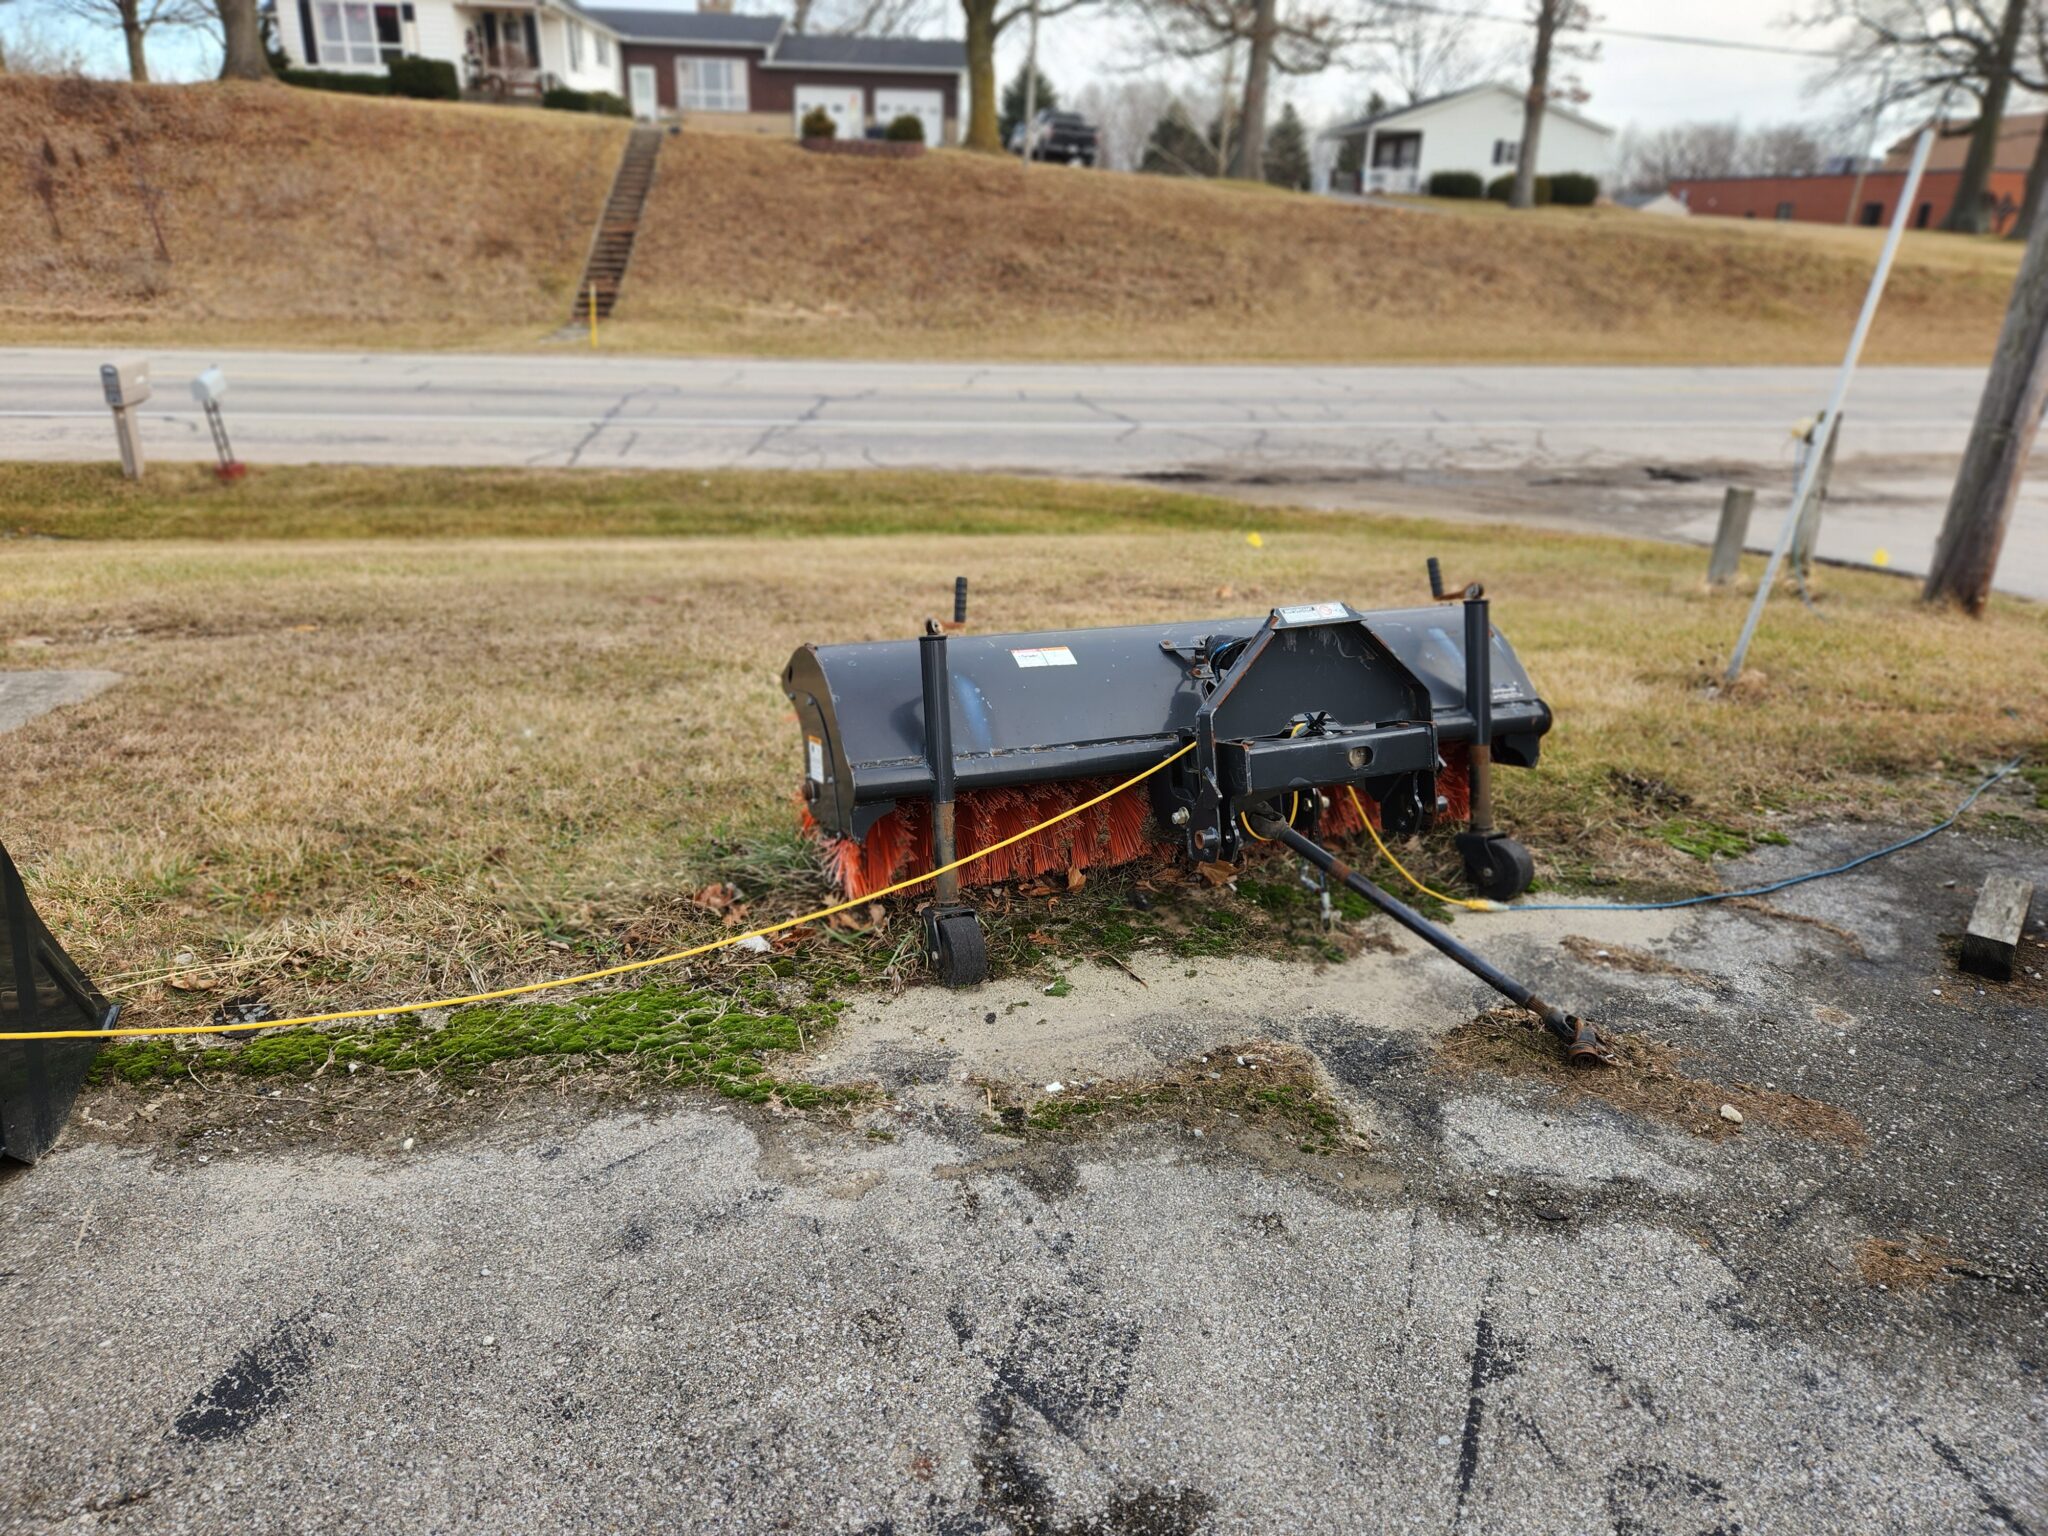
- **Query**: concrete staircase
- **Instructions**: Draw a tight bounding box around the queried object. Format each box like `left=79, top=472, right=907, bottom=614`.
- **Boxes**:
left=571, top=127, right=662, bottom=325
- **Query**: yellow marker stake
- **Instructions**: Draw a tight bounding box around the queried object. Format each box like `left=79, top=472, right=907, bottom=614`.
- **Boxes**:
left=1872, top=547, right=1890, bottom=567
left=1245, top=531, right=1264, bottom=549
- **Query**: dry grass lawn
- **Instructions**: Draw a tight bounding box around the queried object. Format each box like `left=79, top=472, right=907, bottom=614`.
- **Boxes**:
left=0, top=78, right=2020, bottom=364
left=613, top=134, right=2018, bottom=365
left=3, top=463, right=2043, bottom=1037
left=0, top=76, right=623, bottom=349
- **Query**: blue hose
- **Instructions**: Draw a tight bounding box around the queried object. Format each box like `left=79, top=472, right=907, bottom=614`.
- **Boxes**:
left=1501, top=758, right=2027, bottom=914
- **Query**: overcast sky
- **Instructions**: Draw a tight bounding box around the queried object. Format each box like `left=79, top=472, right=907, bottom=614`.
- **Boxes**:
left=8, top=0, right=1868, bottom=139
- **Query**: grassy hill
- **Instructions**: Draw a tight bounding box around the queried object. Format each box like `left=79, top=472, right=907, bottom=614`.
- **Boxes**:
left=0, top=76, right=624, bottom=349
left=0, top=76, right=2021, bottom=364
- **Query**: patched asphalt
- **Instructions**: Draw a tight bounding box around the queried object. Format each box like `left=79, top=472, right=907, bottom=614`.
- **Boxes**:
left=2, top=816, right=2043, bottom=1534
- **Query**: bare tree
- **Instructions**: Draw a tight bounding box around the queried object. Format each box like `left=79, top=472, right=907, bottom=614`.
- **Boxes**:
left=1, top=4, right=94, bottom=71
left=959, top=0, right=1094, bottom=151
left=1806, top=1, right=2048, bottom=231
left=1370, top=5, right=1495, bottom=103
left=791, top=0, right=937, bottom=35
left=214, top=0, right=273, bottom=78
left=46, top=0, right=206, bottom=80
left=1129, top=0, right=1370, bottom=179
left=1073, top=76, right=1181, bottom=170
left=1509, top=0, right=1596, bottom=209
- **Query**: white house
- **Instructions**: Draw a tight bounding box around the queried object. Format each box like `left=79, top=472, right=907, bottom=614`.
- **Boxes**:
left=1317, top=83, right=1615, bottom=196
left=275, top=0, right=623, bottom=99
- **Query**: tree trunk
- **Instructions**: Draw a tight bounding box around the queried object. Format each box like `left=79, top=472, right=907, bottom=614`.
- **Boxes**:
left=1943, top=0, right=2025, bottom=234
left=1924, top=174, right=2048, bottom=612
left=121, top=0, right=151, bottom=82
left=960, top=0, right=1002, bottom=152
left=2009, top=112, right=2048, bottom=242
left=1231, top=0, right=1276, bottom=180
left=218, top=0, right=275, bottom=80
left=1510, top=0, right=1557, bottom=209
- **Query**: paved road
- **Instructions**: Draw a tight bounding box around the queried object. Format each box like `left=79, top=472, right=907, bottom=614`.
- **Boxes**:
left=6, top=821, right=2045, bottom=1532
left=3, top=348, right=2042, bottom=597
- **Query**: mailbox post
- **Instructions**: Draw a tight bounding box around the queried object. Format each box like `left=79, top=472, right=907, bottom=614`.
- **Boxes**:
left=191, top=366, right=244, bottom=480
left=99, top=357, right=151, bottom=480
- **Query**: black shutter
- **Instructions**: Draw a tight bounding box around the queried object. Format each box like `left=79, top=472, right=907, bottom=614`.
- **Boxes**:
left=524, top=12, right=539, bottom=66
left=298, top=0, right=319, bottom=64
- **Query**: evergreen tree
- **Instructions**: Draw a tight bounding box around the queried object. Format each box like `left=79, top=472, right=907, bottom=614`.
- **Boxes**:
left=1264, top=102, right=1310, bottom=190
left=1140, top=104, right=1218, bottom=177
left=999, top=64, right=1059, bottom=145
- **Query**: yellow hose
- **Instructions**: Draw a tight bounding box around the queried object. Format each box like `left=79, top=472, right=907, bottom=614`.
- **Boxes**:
left=1345, top=785, right=1502, bottom=912
left=7, top=742, right=1196, bottom=1042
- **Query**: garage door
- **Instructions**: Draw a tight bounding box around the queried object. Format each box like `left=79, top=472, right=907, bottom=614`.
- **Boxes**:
left=794, top=84, right=864, bottom=141
left=874, top=88, right=943, bottom=146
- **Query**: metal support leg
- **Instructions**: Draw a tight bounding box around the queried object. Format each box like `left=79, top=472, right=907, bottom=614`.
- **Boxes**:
left=1266, top=819, right=1611, bottom=1066
left=1454, top=592, right=1534, bottom=899
left=919, top=619, right=988, bottom=987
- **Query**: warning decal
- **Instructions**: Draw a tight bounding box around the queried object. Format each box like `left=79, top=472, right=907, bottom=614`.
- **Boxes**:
left=1010, top=646, right=1078, bottom=669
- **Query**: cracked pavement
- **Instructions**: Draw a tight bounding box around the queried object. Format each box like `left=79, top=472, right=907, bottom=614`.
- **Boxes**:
left=4, top=812, right=2044, bottom=1534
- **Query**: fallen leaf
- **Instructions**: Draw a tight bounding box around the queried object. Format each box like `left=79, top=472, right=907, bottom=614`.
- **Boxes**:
left=1197, top=861, right=1239, bottom=887
left=1066, top=867, right=1086, bottom=892
left=692, top=881, right=741, bottom=913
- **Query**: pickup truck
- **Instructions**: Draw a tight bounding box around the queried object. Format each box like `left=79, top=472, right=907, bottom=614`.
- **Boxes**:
left=1010, top=109, right=1099, bottom=167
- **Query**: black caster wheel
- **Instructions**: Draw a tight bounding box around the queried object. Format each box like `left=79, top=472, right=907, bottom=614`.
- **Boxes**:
left=1455, top=832, right=1534, bottom=901
left=924, top=904, right=989, bottom=988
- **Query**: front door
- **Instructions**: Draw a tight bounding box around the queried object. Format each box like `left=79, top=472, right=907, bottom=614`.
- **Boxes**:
left=629, top=64, right=658, bottom=120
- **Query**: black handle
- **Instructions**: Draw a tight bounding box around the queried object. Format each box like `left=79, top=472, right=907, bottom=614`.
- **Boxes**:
left=1427, top=556, right=1445, bottom=600
left=953, top=577, right=969, bottom=625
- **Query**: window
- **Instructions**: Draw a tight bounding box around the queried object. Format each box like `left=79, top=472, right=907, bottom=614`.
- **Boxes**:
left=1861, top=201, right=1884, bottom=226
left=678, top=55, right=748, bottom=112
left=1915, top=201, right=1932, bottom=228
left=567, top=20, right=582, bottom=70
left=1491, top=138, right=1519, bottom=166
left=594, top=30, right=609, bottom=64
left=313, top=0, right=403, bottom=66
left=1774, top=200, right=1794, bottom=221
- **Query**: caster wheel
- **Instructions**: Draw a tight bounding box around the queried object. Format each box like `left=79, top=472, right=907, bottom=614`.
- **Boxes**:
left=924, top=905, right=989, bottom=988
left=1455, top=832, right=1534, bottom=901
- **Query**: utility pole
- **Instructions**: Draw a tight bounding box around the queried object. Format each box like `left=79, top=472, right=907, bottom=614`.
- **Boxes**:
left=1018, top=0, right=1039, bottom=160
left=1923, top=179, right=2048, bottom=613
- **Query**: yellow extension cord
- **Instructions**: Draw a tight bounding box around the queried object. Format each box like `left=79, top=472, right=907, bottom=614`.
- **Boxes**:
left=1344, top=785, right=1503, bottom=913
left=5, top=743, right=1197, bottom=1042
left=3, top=743, right=1497, bottom=1043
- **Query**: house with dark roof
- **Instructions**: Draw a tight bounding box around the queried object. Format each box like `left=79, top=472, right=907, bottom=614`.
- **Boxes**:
left=274, top=0, right=966, bottom=142
left=589, top=4, right=966, bottom=143
left=1317, top=83, right=1614, bottom=197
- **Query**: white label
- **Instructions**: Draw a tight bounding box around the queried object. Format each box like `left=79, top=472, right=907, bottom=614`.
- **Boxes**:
left=806, top=735, right=825, bottom=781
left=1276, top=602, right=1350, bottom=624
left=1010, top=646, right=1077, bottom=668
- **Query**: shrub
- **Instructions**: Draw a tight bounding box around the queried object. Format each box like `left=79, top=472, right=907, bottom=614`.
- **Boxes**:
left=542, top=87, right=629, bottom=115
left=884, top=113, right=925, bottom=143
left=1426, top=170, right=1484, bottom=199
left=1549, top=171, right=1599, bottom=206
left=801, top=105, right=838, bottom=139
left=388, top=57, right=459, bottom=100
left=281, top=68, right=393, bottom=96
left=1486, top=172, right=1552, bottom=205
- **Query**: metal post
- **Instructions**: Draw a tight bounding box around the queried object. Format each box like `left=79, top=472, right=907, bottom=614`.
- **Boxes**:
left=1707, top=486, right=1756, bottom=587
left=919, top=619, right=960, bottom=907
left=1019, top=0, right=1039, bottom=160
left=1790, top=413, right=1842, bottom=584
left=111, top=406, right=144, bottom=481
left=1726, top=125, right=1935, bottom=683
left=1463, top=591, right=1494, bottom=836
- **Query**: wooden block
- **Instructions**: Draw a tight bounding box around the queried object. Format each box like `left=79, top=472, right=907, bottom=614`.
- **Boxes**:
left=1961, top=874, right=2035, bottom=982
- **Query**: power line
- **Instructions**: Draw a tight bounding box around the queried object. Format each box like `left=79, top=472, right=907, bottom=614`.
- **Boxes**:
left=1376, top=2, right=1837, bottom=61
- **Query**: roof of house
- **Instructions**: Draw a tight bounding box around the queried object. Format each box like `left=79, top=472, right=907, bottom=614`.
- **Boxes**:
left=1883, top=110, right=2046, bottom=172
left=584, top=7, right=786, bottom=45
left=767, top=32, right=965, bottom=69
left=1320, top=82, right=1612, bottom=142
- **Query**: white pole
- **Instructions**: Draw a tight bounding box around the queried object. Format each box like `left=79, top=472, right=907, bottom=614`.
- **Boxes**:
left=1019, top=0, right=1039, bottom=159
left=1725, top=125, right=1935, bottom=683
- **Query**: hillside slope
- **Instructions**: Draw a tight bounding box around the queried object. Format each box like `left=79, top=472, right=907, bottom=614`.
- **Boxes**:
left=0, top=77, right=624, bottom=349
left=616, top=134, right=2016, bottom=365
left=0, top=79, right=2018, bottom=365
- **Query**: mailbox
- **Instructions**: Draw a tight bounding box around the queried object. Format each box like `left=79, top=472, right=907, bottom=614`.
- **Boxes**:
left=190, top=366, right=227, bottom=407
left=100, top=357, right=152, bottom=409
